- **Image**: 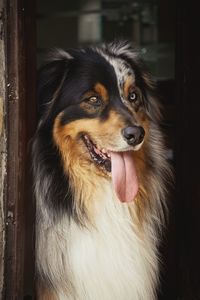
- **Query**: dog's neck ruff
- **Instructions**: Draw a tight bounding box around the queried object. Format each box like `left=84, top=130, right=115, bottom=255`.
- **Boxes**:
left=37, top=181, right=159, bottom=300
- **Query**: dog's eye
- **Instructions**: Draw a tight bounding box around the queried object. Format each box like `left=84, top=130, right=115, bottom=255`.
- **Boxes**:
left=128, top=91, right=137, bottom=103
left=86, top=96, right=101, bottom=106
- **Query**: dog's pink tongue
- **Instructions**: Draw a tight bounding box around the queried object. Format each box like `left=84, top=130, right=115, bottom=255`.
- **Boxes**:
left=111, top=151, right=138, bottom=203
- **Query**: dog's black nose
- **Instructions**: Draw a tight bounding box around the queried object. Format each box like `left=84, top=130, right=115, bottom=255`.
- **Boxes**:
left=122, top=126, right=145, bottom=146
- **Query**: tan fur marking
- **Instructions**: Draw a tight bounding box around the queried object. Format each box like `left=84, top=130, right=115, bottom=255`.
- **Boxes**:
left=124, top=76, right=135, bottom=99
left=94, top=83, right=109, bottom=102
left=80, top=84, right=109, bottom=114
left=37, top=286, right=57, bottom=300
left=131, top=118, right=151, bottom=225
left=53, top=110, right=126, bottom=149
left=132, top=148, right=149, bottom=224
left=80, top=101, right=101, bottom=114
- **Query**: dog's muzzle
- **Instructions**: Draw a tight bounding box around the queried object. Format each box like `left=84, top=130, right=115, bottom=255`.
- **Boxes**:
left=122, top=126, right=145, bottom=146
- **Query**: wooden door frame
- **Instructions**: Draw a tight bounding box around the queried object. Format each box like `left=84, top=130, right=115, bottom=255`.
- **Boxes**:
left=3, top=0, right=36, bottom=298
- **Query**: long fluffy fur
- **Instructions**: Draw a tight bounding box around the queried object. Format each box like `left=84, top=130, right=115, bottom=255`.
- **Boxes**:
left=32, top=41, right=171, bottom=300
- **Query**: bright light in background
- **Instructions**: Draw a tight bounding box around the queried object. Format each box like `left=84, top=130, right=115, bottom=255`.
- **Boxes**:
left=37, top=0, right=175, bottom=80
left=78, top=0, right=102, bottom=44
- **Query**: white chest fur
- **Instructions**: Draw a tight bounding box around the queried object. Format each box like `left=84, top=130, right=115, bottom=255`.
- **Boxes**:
left=38, top=184, right=159, bottom=300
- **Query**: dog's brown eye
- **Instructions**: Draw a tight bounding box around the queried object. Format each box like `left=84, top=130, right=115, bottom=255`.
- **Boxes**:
left=87, top=96, right=101, bottom=106
left=128, top=91, right=137, bottom=102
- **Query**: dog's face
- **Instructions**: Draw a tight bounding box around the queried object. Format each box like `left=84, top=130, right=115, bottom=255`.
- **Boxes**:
left=38, top=42, right=160, bottom=203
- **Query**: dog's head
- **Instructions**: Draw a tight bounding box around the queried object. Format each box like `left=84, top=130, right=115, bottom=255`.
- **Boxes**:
left=37, top=42, right=161, bottom=203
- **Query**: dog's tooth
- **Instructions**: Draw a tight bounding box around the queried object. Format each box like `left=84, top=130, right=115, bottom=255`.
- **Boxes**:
left=94, top=147, right=101, bottom=155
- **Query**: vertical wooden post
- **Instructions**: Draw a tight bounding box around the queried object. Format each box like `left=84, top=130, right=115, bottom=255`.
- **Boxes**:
left=0, top=0, right=6, bottom=297
left=3, top=0, right=36, bottom=298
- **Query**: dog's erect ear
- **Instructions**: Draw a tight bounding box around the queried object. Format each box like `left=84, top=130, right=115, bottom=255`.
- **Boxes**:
left=37, top=49, right=73, bottom=126
left=141, top=72, right=162, bottom=123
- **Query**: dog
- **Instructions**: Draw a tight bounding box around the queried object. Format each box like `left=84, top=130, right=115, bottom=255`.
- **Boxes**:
left=32, top=41, right=171, bottom=300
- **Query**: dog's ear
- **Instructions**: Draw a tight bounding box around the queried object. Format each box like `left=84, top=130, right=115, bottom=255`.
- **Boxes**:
left=138, top=68, right=162, bottom=123
left=37, top=49, right=73, bottom=126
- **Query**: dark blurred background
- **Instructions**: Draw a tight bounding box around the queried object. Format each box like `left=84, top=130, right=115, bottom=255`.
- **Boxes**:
left=37, top=0, right=175, bottom=78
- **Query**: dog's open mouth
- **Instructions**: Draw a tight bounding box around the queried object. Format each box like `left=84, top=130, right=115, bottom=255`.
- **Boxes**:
left=82, top=135, right=111, bottom=172
left=82, top=134, right=139, bottom=203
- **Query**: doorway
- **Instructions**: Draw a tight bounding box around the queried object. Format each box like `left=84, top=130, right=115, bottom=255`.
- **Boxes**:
left=1, top=0, right=200, bottom=299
